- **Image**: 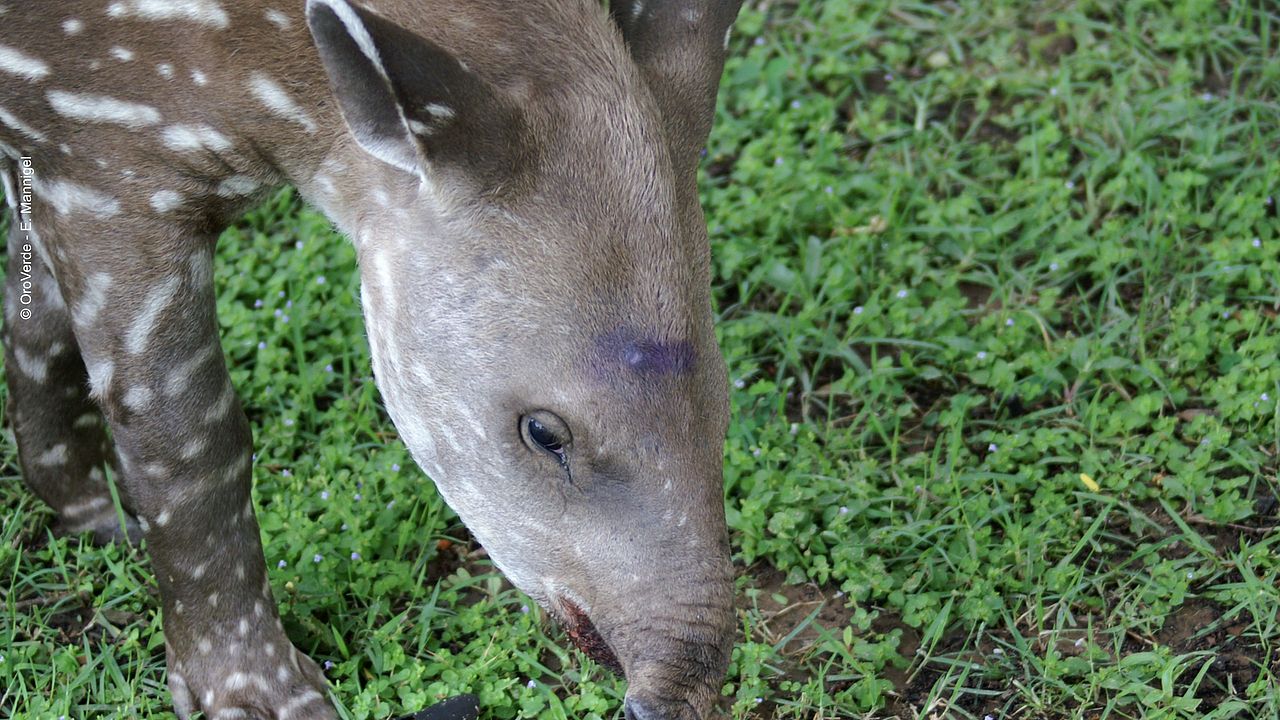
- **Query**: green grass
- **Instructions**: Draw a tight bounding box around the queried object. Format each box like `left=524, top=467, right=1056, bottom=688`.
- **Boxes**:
left=3, top=0, right=1279, bottom=718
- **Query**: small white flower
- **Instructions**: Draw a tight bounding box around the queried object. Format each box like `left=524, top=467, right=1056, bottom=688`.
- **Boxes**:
left=752, top=448, right=762, bottom=457
left=883, top=73, right=894, bottom=82
left=733, top=378, right=746, bottom=389
left=1005, top=318, right=1015, bottom=327
left=755, top=698, right=764, bottom=704
left=834, top=590, right=845, bottom=598
left=1049, top=87, right=1058, bottom=96
left=1065, top=180, right=1075, bottom=189
left=350, top=552, right=361, bottom=561
left=527, top=679, right=537, bottom=689
left=323, top=660, right=334, bottom=670
left=313, top=554, right=323, bottom=563
left=789, top=423, right=799, bottom=435
left=1186, top=571, right=1194, bottom=579
left=391, top=463, right=401, bottom=472
left=896, top=289, right=908, bottom=299
left=325, top=364, right=334, bottom=373
left=1262, top=393, right=1270, bottom=401
left=992, top=647, right=1003, bottom=655
left=790, top=100, right=801, bottom=109
left=283, top=418, right=295, bottom=427
left=1200, top=92, right=1214, bottom=101
left=838, top=506, right=849, bottom=515
left=278, top=290, right=285, bottom=298
left=281, top=469, right=292, bottom=477
left=853, top=305, right=864, bottom=315
left=277, top=560, right=287, bottom=569
left=774, top=156, right=784, bottom=166
left=1222, top=310, right=1231, bottom=319
left=976, top=351, right=988, bottom=360
left=520, top=604, right=529, bottom=614
left=257, top=341, right=267, bottom=350
left=341, top=523, right=348, bottom=531
left=988, top=443, right=998, bottom=452
left=274, top=309, right=283, bottom=318
left=281, top=315, right=290, bottom=323
left=295, top=241, right=304, bottom=250
left=824, top=185, right=834, bottom=194
left=753, top=36, right=765, bottom=46
left=354, top=493, right=362, bottom=501
left=320, top=490, right=329, bottom=500
left=386, top=501, right=395, bottom=509
left=316, top=276, right=327, bottom=284
left=253, top=299, right=264, bottom=308
left=1252, top=237, right=1262, bottom=248
left=1049, top=262, right=1060, bottom=271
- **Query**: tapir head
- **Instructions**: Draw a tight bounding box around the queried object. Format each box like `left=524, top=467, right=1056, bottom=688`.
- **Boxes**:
left=306, top=1, right=743, bottom=717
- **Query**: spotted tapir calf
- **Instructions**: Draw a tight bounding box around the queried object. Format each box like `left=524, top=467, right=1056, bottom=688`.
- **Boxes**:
left=0, top=1, right=744, bottom=718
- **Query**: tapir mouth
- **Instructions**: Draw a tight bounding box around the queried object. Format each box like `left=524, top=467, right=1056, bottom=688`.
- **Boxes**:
left=555, top=597, right=623, bottom=675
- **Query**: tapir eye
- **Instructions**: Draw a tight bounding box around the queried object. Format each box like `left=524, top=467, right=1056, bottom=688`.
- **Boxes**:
left=520, top=411, right=571, bottom=463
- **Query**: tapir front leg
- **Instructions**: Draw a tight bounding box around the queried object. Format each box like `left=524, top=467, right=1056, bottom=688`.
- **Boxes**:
left=46, top=217, right=335, bottom=720
left=1, top=222, right=134, bottom=543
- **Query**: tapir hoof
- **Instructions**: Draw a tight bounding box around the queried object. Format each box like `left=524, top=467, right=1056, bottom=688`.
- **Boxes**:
left=394, top=693, right=480, bottom=720
left=166, top=642, right=337, bottom=720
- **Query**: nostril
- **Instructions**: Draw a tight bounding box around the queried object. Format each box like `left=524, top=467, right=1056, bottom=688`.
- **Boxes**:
left=623, top=698, right=660, bottom=720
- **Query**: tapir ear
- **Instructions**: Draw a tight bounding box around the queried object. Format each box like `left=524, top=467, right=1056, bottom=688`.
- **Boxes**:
left=610, top=0, right=744, bottom=172
left=306, top=0, right=528, bottom=187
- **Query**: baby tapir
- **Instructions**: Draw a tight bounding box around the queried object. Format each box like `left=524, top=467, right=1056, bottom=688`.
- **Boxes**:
left=0, top=1, right=743, bottom=718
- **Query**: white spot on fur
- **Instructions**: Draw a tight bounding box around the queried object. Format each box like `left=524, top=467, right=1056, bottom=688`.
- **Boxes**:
left=215, top=174, right=259, bottom=197
left=109, top=46, right=135, bottom=62
left=156, top=62, right=174, bottom=78
left=156, top=508, right=171, bottom=526
left=160, top=124, right=231, bottom=152
left=202, top=383, right=237, bottom=423
left=165, top=342, right=220, bottom=396
left=248, top=73, right=316, bottom=132
left=105, top=0, right=229, bottom=28
left=63, top=18, right=84, bottom=35
left=179, top=436, right=207, bottom=460
left=36, top=443, right=69, bottom=466
left=34, top=177, right=121, bottom=217
left=75, top=272, right=112, bottom=329
left=198, top=637, right=212, bottom=654
left=122, top=385, right=154, bottom=410
left=0, top=105, right=48, bottom=142
left=190, top=68, right=207, bottom=85
left=12, top=347, right=49, bottom=382
left=73, top=412, right=100, bottom=429
left=150, top=189, right=182, bottom=212
left=125, top=275, right=181, bottom=354
left=46, top=90, right=161, bottom=128
left=423, top=102, right=454, bottom=120
left=264, top=8, right=290, bottom=29
left=278, top=690, right=324, bottom=719
left=60, top=495, right=109, bottom=517
left=0, top=44, right=51, bottom=81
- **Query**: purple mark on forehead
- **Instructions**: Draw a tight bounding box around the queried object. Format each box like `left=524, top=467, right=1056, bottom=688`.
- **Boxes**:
left=594, top=328, right=695, bottom=378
